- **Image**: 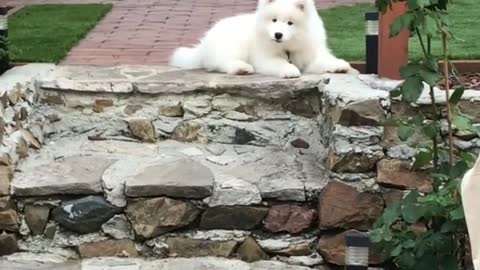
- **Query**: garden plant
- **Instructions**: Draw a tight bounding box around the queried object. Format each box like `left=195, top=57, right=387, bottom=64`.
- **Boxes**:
left=371, top=0, right=480, bottom=269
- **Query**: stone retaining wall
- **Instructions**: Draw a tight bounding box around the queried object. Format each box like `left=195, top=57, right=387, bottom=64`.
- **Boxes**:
left=1, top=65, right=479, bottom=269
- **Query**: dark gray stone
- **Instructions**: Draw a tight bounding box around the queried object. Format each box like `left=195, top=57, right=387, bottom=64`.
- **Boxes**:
left=200, top=206, right=268, bottom=230
left=234, top=128, right=256, bottom=145
left=0, top=233, right=17, bottom=255
left=290, top=139, right=310, bottom=149
left=52, top=196, right=121, bottom=234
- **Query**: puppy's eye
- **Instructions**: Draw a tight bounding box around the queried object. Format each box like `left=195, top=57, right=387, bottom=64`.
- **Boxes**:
left=288, top=21, right=294, bottom=26
left=272, top=18, right=277, bottom=22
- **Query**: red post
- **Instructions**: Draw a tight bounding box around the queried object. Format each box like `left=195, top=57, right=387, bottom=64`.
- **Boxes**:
left=378, top=2, right=409, bottom=80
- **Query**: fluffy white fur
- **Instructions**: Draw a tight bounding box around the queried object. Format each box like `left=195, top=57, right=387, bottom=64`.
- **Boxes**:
left=170, top=0, right=358, bottom=78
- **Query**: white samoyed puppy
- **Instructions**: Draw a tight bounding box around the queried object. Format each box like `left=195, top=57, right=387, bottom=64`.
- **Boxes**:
left=170, top=0, right=358, bottom=78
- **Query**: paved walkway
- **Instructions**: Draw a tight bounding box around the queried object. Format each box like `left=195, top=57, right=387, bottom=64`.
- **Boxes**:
left=5, top=0, right=371, bottom=65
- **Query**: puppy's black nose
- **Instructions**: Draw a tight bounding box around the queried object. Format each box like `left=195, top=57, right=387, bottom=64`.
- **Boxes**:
left=275, top=32, right=283, bottom=40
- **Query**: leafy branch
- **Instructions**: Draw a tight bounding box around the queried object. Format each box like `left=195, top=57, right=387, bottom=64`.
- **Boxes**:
left=371, top=0, right=478, bottom=269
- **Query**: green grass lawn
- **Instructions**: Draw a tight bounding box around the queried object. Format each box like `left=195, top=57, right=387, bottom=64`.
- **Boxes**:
left=9, top=4, right=112, bottom=63
left=320, top=0, right=480, bottom=61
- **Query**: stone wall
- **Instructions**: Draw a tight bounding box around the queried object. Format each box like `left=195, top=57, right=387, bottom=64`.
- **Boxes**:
left=1, top=65, right=479, bottom=268
left=0, top=64, right=54, bottom=256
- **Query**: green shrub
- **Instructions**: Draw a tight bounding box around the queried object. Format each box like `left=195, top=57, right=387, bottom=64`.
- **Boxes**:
left=371, top=0, right=480, bottom=269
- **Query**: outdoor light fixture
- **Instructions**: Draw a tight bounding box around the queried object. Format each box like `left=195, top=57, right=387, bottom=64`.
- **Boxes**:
left=345, top=230, right=369, bottom=270
left=0, top=6, right=9, bottom=74
left=0, top=6, right=7, bottom=40
left=0, top=7, right=7, bottom=35
left=365, top=12, right=379, bottom=74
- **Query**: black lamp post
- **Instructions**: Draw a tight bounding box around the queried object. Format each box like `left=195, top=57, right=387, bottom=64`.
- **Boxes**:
left=345, top=230, right=369, bottom=270
left=0, top=6, right=9, bottom=74
left=365, top=12, right=379, bottom=74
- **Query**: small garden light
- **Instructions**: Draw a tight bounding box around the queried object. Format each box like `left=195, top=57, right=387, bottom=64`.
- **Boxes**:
left=0, top=7, right=7, bottom=34
left=365, top=12, right=379, bottom=74
left=345, top=230, right=369, bottom=270
left=0, top=6, right=8, bottom=74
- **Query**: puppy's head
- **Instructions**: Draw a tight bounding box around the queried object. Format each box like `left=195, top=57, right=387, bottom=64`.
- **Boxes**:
left=256, top=0, right=308, bottom=44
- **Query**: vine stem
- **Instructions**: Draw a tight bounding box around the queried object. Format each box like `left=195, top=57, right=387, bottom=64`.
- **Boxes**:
left=442, top=31, right=454, bottom=166
left=416, top=28, right=428, bottom=56
left=417, top=30, right=439, bottom=168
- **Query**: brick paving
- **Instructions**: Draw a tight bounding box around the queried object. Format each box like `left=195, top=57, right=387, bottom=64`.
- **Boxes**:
left=5, top=0, right=372, bottom=65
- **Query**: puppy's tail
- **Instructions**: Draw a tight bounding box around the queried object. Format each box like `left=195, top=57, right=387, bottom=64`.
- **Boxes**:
left=170, top=46, right=202, bottom=69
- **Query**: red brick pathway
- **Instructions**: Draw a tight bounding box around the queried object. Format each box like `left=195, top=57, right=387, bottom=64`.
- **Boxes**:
left=5, top=0, right=372, bottom=65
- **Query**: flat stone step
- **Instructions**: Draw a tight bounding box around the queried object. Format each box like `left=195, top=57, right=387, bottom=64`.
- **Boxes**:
left=0, top=255, right=326, bottom=270
left=38, top=66, right=328, bottom=101
left=11, top=137, right=328, bottom=203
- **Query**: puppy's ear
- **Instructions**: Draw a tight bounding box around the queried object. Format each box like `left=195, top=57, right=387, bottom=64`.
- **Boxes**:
left=296, top=0, right=306, bottom=11
left=297, top=3, right=305, bottom=11
left=257, top=0, right=274, bottom=8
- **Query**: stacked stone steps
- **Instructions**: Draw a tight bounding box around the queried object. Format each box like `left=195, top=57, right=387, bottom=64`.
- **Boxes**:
left=5, top=66, right=332, bottom=268
left=36, top=66, right=325, bottom=148
left=1, top=65, right=480, bottom=269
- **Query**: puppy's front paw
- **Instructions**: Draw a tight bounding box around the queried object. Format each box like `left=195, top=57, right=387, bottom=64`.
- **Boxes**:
left=279, top=64, right=301, bottom=78
left=331, top=67, right=360, bottom=74
left=346, top=67, right=360, bottom=74
left=226, top=61, right=255, bottom=75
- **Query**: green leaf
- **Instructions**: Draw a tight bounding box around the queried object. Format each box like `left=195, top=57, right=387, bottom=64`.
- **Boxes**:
left=403, top=190, right=419, bottom=204
left=421, top=124, right=437, bottom=139
left=401, top=76, right=424, bottom=103
left=413, top=149, right=433, bottom=168
left=407, top=0, right=420, bottom=9
left=437, top=0, right=448, bottom=10
left=390, top=19, right=404, bottom=38
left=440, top=220, right=459, bottom=233
left=391, top=13, right=415, bottom=37
left=417, top=0, right=433, bottom=7
left=475, top=126, right=480, bottom=137
left=403, top=239, right=417, bottom=249
left=460, top=151, right=477, bottom=165
left=438, top=12, right=449, bottom=27
left=452, top=113, right=473, bottom=130
left=449, top=206, right=465, bottom=220
left=398, top=125, right=416, bottom=141
left=391, top=244, right=403, bottom=257
left=396, top=250, right=416, bottom=269
left=401, top=191, right=424, bottom=223
left=416, top=254, right=439, bottom=270
left=440, top=255, right=458, bottom=270
left=400, top=64, right=421, bottom=78
left=449, top=86, right=465, bottom=105
left=419, top=69, right=441, bottom=86
left=411, top=115, right=425, bottom=126
left=375, top=0, right=390, bottom=13
left=424, top=57, right=439, bottom=72
left=390, top=88, right=402, bottom=98
left=408, top=0, right=432, bottom=9
left=382, top=203, right=401, bottom=226
left=450, top=160, right=469, bottom=179
left=369, top=228, right=383, bottom=243
left=423, top=13, right=438, bottom=37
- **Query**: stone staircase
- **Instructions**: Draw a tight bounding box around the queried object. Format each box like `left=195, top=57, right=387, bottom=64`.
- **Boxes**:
left=1, top=64, right=480, bottom=269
